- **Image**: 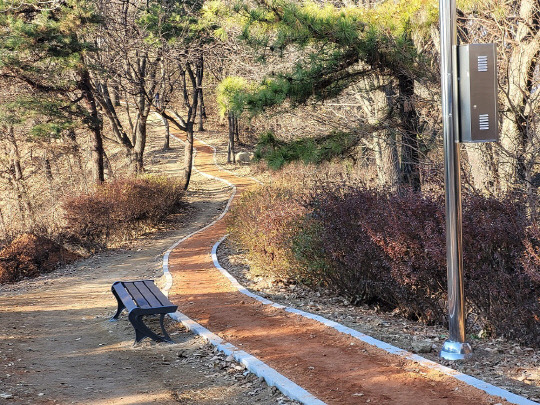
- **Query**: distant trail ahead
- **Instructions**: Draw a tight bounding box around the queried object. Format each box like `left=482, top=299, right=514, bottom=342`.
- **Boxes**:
left=165, top=130, right=518, bottom=405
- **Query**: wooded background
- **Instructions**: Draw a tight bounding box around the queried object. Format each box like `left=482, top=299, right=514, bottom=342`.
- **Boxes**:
left=0, top=0, right=538, bottom=240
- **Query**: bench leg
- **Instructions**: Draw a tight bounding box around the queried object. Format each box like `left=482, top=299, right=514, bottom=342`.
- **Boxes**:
left=159, top=314, right=173, bottom=343
left=129, top=313, right=174, bottom=344
left=110, top=288, right=126, bottom=321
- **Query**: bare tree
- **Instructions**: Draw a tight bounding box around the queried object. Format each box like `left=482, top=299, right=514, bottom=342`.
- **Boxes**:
left=456, top=0, right=540, bottom=213
left=159, top=57, right=202, bottom=189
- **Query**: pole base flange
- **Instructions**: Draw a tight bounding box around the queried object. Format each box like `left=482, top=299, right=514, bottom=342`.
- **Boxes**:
left=439, top=340, right=473, bottom=361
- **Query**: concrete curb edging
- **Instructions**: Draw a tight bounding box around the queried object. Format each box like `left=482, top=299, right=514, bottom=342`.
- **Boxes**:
left=160, top=120, right=537, bottom=405
left=161, top=131, right=326, bottom=405
left=161, top=132, right=237, bottom=294
left=168, top=310, right=326, bottom=405
left=211, top=235, right=539, bottom=405
left=195, top=137, right=264, bottom=186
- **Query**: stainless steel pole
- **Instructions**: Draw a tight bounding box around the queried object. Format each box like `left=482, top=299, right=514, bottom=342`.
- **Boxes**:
left=439, top=0, right=472, bottom=360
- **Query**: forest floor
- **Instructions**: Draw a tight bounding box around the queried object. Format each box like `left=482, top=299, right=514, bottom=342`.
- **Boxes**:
left=0, top=114, right=539, bottom=405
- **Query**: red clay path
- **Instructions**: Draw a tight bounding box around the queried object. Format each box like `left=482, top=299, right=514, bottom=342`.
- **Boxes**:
left=168, top=132, right=510, bottom=405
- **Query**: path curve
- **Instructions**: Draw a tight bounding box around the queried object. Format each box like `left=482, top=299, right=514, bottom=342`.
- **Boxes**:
left=165, top=130, right=526, bottom=405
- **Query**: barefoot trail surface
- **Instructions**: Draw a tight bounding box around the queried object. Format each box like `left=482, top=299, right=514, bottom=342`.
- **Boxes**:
left=166, top=130, right=518, bottom=405
left=0, top=118, right=530, bottom=405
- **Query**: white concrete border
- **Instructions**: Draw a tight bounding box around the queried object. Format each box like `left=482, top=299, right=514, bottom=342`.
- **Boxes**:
left=161, top=125, right=537, bottom=405
left=168, top=311, right=325, bottom=405
left=211, top=235, right=539, bottom=405
left=194, top=137, right=264, bottom=185
left=161, top=131, right=326, bottom=405
left=160, top=131, right=237, bottom=293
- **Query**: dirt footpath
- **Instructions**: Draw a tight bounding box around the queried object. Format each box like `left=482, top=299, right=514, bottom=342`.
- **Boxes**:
left=0, top=125, right=297, bottom=405
left=0, top=187, right=295, bottom=405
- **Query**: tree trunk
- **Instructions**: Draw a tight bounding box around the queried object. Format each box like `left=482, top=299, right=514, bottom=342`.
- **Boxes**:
left=43, top=149, right=56, bottom=200
left=398, top=73, right=421, bottom=192
left=227, top=112, right=236, bottom=163
left=66, top=129, right=88, bottom=192
left=464, top=143, right=500, bottom=195
left=130, top=52, right=155, bottom=175
left=525, top=163, right=536, bottom=221
left=7, top=178, right=30, bottom=230
left=498, top=0, right=540, bottom=193
left=183, top=122, right=194, bottom=190
left=197, top=57, right=205, bottom=132
left=198, top=89, right=205, bottom=131
left=95, top=82, right=134, bottom=154
left=0, top=208, right=6, bottom=240
left=43, top=150, right=54, bottom=183
left=89, top=123, right=105, bottom=185
left=6, top=127, right=35, bottom=227
left=234, top=116, right=240, bottom=143
left=181, top=58, right=202, bottom=191
left=112, top=83, right=121, bottom=106
left=374, top=130, right=400, bottom=193
left=161, top=113, right=170, bottom=150
left=359, top=79, right=399, bottom=191
left=80, top=69, right=104, bottom=184
left=7, top=126, right=23, bottom=181
left=103, top=150, right=114, bottom=179
left=133, top=116, right=147, bottom=174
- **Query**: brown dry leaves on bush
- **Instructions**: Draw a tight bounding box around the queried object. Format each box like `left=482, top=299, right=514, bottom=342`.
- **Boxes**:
left=63, top=176, right=185, bottom=248
left=228, top=162, right=540, bottom=348
left=0, top=233, right=80, bottom=284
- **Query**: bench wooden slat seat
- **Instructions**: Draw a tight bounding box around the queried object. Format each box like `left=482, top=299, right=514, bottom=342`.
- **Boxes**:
left=110, top=280, right=178, bottom=344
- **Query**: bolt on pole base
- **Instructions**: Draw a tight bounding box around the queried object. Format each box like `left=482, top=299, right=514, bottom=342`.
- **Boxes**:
left=440, top=340, right=473, bottom=361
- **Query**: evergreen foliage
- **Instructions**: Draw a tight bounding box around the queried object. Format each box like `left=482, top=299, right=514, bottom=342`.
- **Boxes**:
left=138, top=0, right=216, bottom=45
left=216, top=76, right=252, bottom=117
left=209, top=0, right=445, bottom=113
left=0, top=0, right=99, bottom=139
left=254, top=130, right=358, bottom=170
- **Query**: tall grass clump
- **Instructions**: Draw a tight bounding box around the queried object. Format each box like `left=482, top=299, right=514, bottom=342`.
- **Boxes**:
left=63, top=176, right=185, bottom=248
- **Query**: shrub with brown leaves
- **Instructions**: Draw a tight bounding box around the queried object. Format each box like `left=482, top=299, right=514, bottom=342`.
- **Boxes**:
left=228, top=186, right=307, bottom=280
left=63, top=176, right=184, bottom=248
left=0, top=233, right=80, bottom=284
left=231, top=180, right=540, bottom=347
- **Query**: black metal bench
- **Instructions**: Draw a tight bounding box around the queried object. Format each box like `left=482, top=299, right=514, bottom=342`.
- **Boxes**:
left=110, top=280, right=178, bottom=344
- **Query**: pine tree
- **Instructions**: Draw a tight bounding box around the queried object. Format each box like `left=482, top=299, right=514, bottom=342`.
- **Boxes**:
left=211, top=0, right=439, bottom=190
left=0, top=0, right=105, bottom=184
